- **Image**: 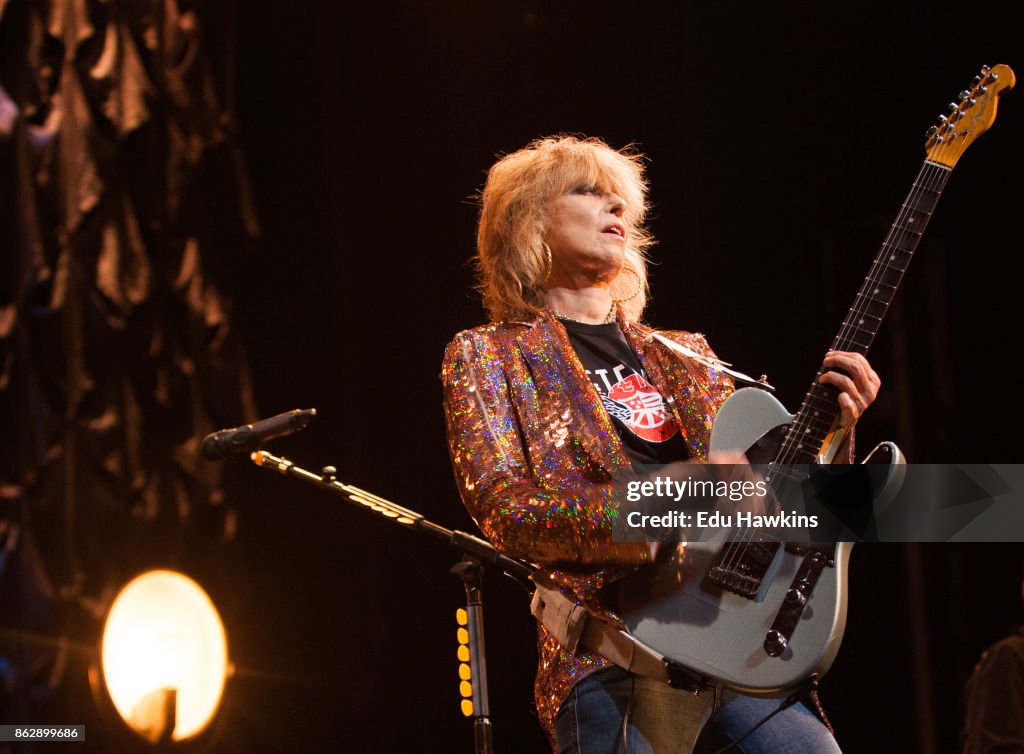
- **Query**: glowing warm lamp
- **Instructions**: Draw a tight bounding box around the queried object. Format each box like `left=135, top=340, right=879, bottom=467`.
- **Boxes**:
left=100, top=570, right=228, bottom=742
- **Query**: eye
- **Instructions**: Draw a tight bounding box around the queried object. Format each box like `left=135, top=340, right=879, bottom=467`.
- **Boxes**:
left=570, top=185, right=601, bottom=196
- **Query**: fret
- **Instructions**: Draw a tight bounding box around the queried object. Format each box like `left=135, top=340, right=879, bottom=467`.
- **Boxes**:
left=879, top=243, right=915, bottom=261
left=789, top=427, right=829, bottom=448
left=904, top=191, right=943, bottom=214
left=844, top=309, right=883, bottom=322
left=804, top=386, right=840, bottom=408
left=793, top=396, right=836, bottom=421
left=891, top=220, right=924, bottom=235
left=909, top=181, right=944, bottom=195
left=777, top=440, right=823, bottom=465
left=850, top=293, right=890, bottom=318
left=892, top=221, right=925, bottom=235
left=869, top=261, right=909, bottom=278
left=890, top=228, right=924, bottom=244
left=840, top=318, right=880, bottom=335
left=794, top=400, right=840, bottom=429
left=885, top=232, right=923, bottom=254
left=834, top=332, right=873, bottom=351
left=858, top=278, right=898, bottom=292
left=794, top=407, right=839, bottom=431
left=798, top=417, right=836, bottom=438
left=838, top=319, right=879, bottom=336
left=876, top=259, right=911, bottom=273
left=861, top=268, right=906, bottom=291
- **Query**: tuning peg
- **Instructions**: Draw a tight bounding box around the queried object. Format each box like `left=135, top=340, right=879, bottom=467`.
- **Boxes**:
left=938, top=114, right=949, bottom=124
left=959, top=90, right=971, bottom=100
left=972, top=76, right=983, bottom=86
left=986, top=72, right=999, bottom=83
left=947, top=102, right=959, bottom=113
left=926, top=125, right=938, bottom=137
left=977, top=85, right=988, bottom=95
left=980, top=65, right=991, bottom=75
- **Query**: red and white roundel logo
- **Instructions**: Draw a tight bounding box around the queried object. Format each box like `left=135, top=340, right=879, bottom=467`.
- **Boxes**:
left=607, top=373, right=678, bottom=442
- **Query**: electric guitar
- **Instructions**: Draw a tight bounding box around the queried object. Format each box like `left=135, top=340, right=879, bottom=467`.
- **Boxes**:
left=617, top=65, right=1015, bottom=696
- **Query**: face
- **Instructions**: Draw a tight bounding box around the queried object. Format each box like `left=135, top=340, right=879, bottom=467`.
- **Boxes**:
left=543, top=185, right=628, bottom=287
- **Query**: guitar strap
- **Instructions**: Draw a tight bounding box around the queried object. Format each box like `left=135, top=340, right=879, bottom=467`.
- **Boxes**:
left=530, top=582, right=709, bottom=693
left=649, top=332, right=774, bottom=391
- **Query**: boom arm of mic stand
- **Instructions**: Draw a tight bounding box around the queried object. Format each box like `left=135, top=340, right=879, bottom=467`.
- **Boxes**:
left=250, top=450, right=536, bottom=580
left=252, top=449, right=537, bottom=754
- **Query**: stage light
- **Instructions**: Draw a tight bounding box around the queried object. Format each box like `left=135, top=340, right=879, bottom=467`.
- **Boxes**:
left=98, top=570, right=229, bottom=743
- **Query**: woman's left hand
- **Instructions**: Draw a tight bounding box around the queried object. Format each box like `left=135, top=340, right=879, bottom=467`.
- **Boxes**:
left=818, top=351, right=881, bottom=428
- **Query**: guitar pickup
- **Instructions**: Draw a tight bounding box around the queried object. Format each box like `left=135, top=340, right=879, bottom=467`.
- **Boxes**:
left=763, top=548, right=831, bottom=657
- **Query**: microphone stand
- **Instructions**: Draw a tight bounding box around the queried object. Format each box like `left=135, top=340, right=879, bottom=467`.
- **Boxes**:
left=250, top=450, right=535, bottom=754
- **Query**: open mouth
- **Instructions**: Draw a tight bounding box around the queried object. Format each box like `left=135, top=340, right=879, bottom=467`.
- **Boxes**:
left=603, top=224, right=625, bottom=238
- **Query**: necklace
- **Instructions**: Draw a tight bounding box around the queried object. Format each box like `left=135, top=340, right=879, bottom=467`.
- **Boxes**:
left=550, top=301, right=616, bottom=325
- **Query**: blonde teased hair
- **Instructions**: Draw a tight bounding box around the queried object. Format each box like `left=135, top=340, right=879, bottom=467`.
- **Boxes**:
left=475, top=135, right=654, bottom=322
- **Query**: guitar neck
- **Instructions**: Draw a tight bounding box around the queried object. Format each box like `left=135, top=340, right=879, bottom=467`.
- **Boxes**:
left=776, top=160, right=952, bottom=464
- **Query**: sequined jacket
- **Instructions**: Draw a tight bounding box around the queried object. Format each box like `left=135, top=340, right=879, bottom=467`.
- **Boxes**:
left=441, top=307, right=735, bottom=745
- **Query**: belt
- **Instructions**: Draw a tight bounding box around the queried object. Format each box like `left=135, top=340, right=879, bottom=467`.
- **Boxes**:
left=530, top=582, right=711, bottom=693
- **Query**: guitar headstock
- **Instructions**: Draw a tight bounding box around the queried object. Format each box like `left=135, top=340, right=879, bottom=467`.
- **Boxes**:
left=925, top=64, right=1015, bottom=168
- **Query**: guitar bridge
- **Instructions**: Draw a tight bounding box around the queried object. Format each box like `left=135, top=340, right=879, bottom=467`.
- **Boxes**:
left=707, top=539, right=782, bottom=599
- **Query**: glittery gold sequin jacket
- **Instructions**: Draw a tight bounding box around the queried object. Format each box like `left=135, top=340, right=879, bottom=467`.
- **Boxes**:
left=441, top=308, right=735, bottom=746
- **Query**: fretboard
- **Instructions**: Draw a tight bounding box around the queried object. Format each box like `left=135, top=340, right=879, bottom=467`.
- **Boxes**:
left=775, top=160, right=952, bottom=465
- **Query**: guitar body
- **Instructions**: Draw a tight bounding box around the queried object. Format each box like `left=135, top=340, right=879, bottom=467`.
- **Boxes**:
left=618, top=387, right=856, bottom=696
left=618, top=387, right=909, bottom=694
left=617, top=531, right=853, bottom=696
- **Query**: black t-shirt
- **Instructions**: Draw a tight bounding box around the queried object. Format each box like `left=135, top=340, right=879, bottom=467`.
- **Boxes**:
left=560, top=318, right=690, bottom=467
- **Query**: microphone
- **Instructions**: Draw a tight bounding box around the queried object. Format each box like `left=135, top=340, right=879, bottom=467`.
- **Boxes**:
left=201, top=408, right=317, bottom=460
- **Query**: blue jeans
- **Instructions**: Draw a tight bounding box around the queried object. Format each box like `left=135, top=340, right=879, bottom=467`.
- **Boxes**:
left=554, top=666, right=841, bottom=754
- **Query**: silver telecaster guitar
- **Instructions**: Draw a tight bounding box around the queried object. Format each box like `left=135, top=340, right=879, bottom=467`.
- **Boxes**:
left=617, top=65, right=1014, bottom=696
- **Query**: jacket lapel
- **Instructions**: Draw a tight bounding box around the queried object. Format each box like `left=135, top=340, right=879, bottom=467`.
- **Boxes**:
left=515, top=311, right=634, bottom=481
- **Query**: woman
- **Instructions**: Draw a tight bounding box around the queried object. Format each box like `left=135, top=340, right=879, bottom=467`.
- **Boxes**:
left=441, top=135, right=879, bottom=753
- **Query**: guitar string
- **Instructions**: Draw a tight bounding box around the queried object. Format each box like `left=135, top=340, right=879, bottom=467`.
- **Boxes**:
left=715, top=78, right=989, bottom=617
left=723, top=74, right=997, bottom=646
left=716, top=159, right=950, bottom=567
left=715, top=160, right=943, bottom=574
left=783, top=161, right=946, bottom=458
left=765, top=161, right=945, bottom=538
left=720, top=75, right=991, bottom=606
left=774, top=160, right=947, bottom=469
left=769, top=161, right=946, bottom=504
left=693, top=79, right=989, bottom=685
left=715, top=157, right=951, bottom=576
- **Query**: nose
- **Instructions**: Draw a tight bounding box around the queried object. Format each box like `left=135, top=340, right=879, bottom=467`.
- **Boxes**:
left=606, top=193, right=626, bottom=216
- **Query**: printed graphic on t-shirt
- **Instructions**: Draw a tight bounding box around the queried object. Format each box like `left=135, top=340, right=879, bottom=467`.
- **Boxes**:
left=586, top=365, right=679, bottom=443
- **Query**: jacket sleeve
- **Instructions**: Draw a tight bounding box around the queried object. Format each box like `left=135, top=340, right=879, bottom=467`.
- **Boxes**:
left=441, top=330, right=654, bottom=569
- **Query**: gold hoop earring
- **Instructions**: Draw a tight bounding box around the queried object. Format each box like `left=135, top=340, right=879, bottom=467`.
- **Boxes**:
left=612, top=265, right=643, bottom=303
left=542, top=242, right=553, bottom=283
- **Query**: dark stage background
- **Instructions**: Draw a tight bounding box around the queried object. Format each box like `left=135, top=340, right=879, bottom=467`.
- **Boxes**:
left=3, top=1, right=1023, bottom=752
